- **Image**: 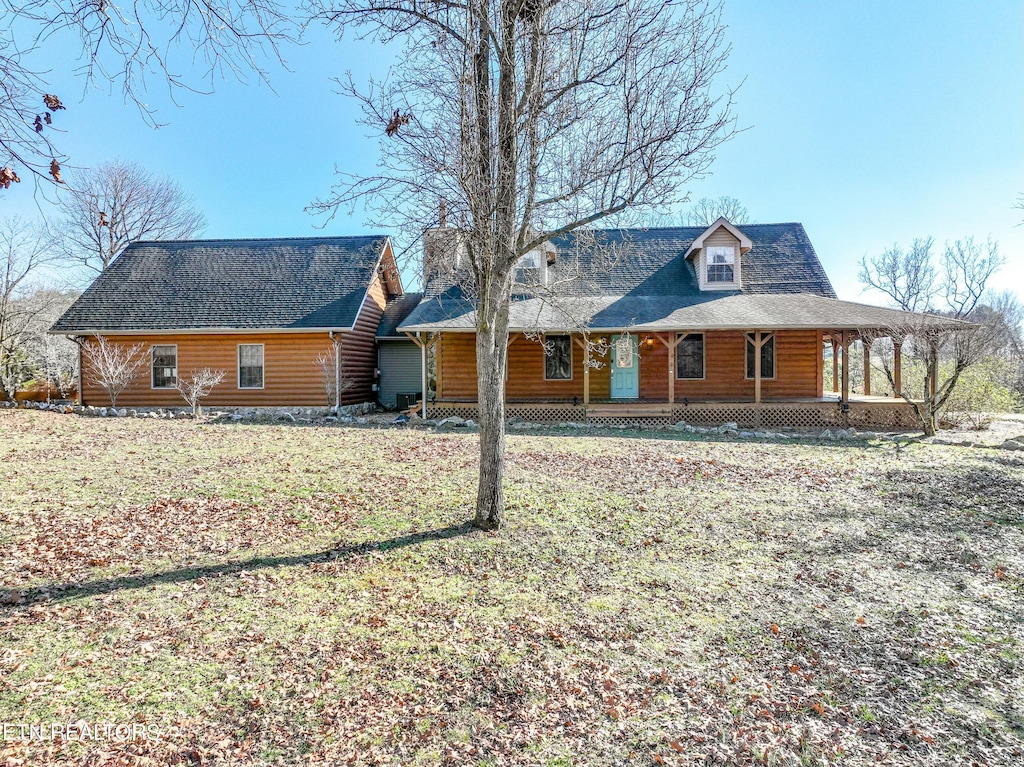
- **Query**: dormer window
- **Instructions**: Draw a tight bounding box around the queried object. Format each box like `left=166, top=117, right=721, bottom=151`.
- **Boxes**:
left=514, top=249, right=546, bottom=287
left=706, top=246, right=735, bottom=283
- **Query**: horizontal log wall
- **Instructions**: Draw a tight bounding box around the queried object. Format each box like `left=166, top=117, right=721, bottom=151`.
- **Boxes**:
left=340, top=274, right=388, bottom=405
left=79, top=274, right=388, bottom=409
left=673, top=330, right=821, bottom=400
left=80, top=333, right=337, bottom=407
left=438, top=329, right=821, bottom=401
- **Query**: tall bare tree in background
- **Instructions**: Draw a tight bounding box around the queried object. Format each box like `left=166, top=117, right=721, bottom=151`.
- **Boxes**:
left=682, top=195, right=751, bottom=226
left=0, top=217, right=56, bottom=397
left=860, top=236, right=1008, bottom=435
left=309, top=0, right=735, bottom=528
left=53, top=160, right=207, bottom=275
left=1, top=1, right=290, bottom=186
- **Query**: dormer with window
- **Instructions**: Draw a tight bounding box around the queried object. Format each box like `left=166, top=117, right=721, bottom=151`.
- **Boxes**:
left=513, top=241, right=557, bottom=289
left=685, top=217, right=752, bottom=291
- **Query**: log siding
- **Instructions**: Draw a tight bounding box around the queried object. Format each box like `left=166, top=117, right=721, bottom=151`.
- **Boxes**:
left=437, top=329, right=821, bottom=402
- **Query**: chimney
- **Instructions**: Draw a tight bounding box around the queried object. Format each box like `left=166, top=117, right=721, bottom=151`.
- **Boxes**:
left=439, top=199, right=448, bottom=228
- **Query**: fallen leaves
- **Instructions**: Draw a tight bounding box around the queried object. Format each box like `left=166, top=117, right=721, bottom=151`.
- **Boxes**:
left=0, top=411, right=1022, bottom=766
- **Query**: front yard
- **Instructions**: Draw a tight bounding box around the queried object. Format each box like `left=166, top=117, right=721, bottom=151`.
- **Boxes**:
left=0, top=410, right=1022, bottom=765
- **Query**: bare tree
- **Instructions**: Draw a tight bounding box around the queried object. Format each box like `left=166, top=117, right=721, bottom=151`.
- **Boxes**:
left=309, top=0, right=735, bottom=528
left=859, top=238, right=937, bottom=313
left=18, top=287, right=80, bottom=400
left=860, top=237, right=1007, bottom=436
left=53, top=160, right=207, bottom=276
left=0, top=217, right=56, bottom=397
left=1, top=2, right=291, bottom=186
left=81, top=335, right=147, bottom=408
left=177, top=368, right=227, bottom=416
left=682, top=195, right=751, bottom=226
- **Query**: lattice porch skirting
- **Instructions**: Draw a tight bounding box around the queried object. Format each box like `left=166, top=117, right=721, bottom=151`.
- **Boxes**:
left=429, top=401, right=918, bottom=430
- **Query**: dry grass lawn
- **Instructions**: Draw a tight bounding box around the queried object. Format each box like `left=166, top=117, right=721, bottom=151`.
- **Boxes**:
left=0, top=409, right=1022, bottom=766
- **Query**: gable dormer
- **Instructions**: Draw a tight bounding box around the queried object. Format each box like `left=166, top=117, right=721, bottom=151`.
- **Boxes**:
left=685, top=217, right=752, bottom=291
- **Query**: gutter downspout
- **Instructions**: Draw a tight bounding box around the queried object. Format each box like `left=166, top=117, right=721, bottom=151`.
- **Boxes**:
left=328, top=331, right=340, bottom=413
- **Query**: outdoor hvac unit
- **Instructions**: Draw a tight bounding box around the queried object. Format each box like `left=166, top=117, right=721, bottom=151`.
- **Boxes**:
left=396, top=392, right=422, bottom=411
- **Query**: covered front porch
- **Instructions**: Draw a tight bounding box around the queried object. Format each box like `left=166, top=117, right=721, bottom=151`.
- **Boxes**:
left=411, top=326, right=921, bottom=429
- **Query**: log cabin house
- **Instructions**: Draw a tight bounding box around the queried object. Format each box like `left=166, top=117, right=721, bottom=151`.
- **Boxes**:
left=51, top=236, right=405, bottom=409
left=399, top=219, right=954, bottom=430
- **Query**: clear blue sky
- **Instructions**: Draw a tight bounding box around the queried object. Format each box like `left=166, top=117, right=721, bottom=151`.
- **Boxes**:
left=4, top=1, right=1022, bottom=302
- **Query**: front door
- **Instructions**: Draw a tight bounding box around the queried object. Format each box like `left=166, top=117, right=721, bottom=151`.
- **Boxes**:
left=610, top=334, right=639, bottom=399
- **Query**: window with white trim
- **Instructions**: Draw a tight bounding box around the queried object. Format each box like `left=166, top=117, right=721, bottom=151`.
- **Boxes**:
left=745, top=333, right=775, bottom=379
left=676, top=333, right=704, bottom=379
left=544, top=335, right=572, bottom=380
left=706, top=246, right=736, bottom=283
left=514, top=249, right=545, bottom=287
left=152, top=345, right=177, bottom=388
left=238, top=344, right=264, bottom=389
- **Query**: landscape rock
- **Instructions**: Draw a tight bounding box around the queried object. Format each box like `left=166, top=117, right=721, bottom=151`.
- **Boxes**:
left=718, top=422, right=738, bottom=433
left=998, top=439, right=1021, bottom=451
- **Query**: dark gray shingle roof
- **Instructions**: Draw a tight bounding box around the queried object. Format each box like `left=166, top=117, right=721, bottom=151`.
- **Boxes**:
left=403, top=292, right=960, bottom=332
left=401, top=221, right=856, bottom=329
left=376, top=293, right=423, bottom=338
left=51, top=236, right=390, bottom=333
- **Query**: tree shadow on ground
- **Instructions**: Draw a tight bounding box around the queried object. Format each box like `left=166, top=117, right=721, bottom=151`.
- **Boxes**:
left=15, top=521, right=477, bottom=605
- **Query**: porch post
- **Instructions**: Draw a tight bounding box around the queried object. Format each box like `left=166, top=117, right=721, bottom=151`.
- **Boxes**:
left=420, top=332, right=428, bottom=419
left=831, top=336, right=839, bottom=393
left=754, top=330, right=762, bottom=404
left=583, top=338, right=591, bottom=406
left=667, top=335, right=675, bottom=407
left=893, top=340, right=902, bottom=397
left=862, top=337, right=872, bottom=396
left=435, top=334, right=443, bottom=399
left=841, top=329, right=850, bottom=403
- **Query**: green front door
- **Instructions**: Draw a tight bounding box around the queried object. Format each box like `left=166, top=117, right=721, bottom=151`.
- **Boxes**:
left=610, top=334, right=639, bottom=399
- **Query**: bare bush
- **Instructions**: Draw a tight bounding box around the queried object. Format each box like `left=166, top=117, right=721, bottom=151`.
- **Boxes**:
left=315, top=342, right=358, bottom=410
left=80, top=335, right=147, bottom=408
left=176, top=368, right=227, bottom=416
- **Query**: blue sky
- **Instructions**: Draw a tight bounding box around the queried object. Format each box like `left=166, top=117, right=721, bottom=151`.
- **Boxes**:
left=4, top=1, right=1022, bottom=302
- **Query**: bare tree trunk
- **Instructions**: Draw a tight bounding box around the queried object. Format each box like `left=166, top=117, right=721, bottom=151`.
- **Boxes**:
left=474, top=275, right=512, bottom=530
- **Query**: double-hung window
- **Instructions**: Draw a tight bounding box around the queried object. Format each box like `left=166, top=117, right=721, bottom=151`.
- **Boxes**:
left=238, top=344, right=264, bottom=389
left=706, top=246, right=736, bottom=283
left=544, top=335, right=572, bottom=380
left=152, top=345, right=177, bottom=388
left=676, top=333, right=704, bottom=379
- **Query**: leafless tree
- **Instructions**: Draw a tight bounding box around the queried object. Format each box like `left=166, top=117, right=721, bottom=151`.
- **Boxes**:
left=315, top=342, right=358, bottom=411
left=81, top=335, right=147, bottom=408
left=682, top=195, right=751, bottom=226
left=308, top=0, right=735, bottom=529
left=177, top=368, right=227, bottom=416
left=860, top=237, right=1007, bottom=436
left=52, top=160, right=207, bottom=276
left=859, top=238, right=937, bottom=313
left=0, top=217, right=57, bottom=397
left=1, top=0, right=292, bottom=186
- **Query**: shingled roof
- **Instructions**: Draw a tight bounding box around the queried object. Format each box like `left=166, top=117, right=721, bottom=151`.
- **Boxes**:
left=401, top=223, right=955, bottom=332
left=51, top=236, right=392, bottom=333
left=376, top=293, right=423, bottom=339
